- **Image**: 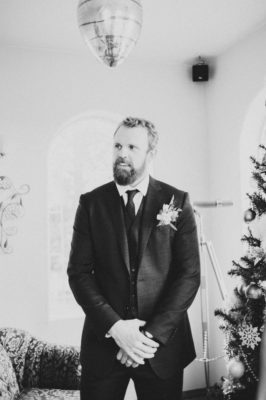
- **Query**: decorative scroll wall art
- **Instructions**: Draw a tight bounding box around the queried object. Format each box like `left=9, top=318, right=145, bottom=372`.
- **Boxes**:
left=0, top=176, right=30, bottom=254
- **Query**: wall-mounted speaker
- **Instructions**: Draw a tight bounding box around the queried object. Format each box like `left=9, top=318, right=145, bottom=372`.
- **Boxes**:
left=192, top=59, right=209, bottom=82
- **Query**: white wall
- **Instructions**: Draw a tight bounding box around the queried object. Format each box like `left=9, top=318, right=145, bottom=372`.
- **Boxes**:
left=205, top=26, right=266, bottom=384
left=0, top=46, right=208, bottom=392
left=2, top=24, right=266, bottom=393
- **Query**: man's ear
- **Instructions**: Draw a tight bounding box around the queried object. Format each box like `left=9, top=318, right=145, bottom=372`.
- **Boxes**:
left=149, top=148, right=157, bottom=161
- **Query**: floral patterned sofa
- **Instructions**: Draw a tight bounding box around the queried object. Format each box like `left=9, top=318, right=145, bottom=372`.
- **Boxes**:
left=0, top=327, right=81, bottom=399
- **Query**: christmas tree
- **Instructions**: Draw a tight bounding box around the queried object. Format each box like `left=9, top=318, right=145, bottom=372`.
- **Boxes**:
left=215, top=144, right=266, bottom=400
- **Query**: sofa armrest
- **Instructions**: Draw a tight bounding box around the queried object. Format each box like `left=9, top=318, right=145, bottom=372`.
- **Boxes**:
left=24, top=337, right=81, bottom=390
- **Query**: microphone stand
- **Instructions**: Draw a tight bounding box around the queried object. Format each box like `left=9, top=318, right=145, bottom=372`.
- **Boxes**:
left=193, top=205, right=229, bottom=394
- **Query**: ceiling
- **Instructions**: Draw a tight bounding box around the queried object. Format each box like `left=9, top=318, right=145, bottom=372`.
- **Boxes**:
left=1, top=0, right=266, bottom=63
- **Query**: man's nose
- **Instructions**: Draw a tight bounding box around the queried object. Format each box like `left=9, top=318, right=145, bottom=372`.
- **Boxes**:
left=119, top=147, right=129, bottom=158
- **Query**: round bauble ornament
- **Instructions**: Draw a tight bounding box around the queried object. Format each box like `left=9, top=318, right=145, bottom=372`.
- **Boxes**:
left=244, top=209, right=256, bottom=223
left=245, top=283, right=263, bottom=299
left=227, top=358, right=245, bottom=379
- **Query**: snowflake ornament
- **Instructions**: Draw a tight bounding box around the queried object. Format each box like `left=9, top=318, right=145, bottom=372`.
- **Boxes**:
left=239, top=323, right=261, bottom=349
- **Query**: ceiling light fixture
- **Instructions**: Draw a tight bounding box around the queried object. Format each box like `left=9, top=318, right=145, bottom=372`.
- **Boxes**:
left=77, top=0, right=143, bottom=68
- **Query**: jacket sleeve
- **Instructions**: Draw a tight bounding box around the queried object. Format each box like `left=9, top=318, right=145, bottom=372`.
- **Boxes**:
left=67, top=194, right=121, bottom=339
left=145, top=192, right=201, bottom=345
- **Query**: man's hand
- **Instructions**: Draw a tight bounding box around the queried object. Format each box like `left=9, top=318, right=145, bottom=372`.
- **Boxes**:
left=116, top=331, right=158, bottom=368
left=116, top=348, right=140, bottom=368
left=109, top=319, right=159, bottom=365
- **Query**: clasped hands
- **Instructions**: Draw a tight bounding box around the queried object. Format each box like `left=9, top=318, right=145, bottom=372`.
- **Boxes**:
left=109, top=319, right=159, bottom=368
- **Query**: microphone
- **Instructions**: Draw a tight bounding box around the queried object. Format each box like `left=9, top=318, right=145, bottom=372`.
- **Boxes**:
left=193, top=200, right=233, bottom=208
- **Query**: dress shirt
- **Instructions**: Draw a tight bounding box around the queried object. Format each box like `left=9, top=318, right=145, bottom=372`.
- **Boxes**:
left=115, top=174, right=149, bottom=215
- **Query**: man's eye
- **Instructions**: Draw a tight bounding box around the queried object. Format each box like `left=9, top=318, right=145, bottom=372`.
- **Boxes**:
left=129, top=145, right=136, bottom=150
left=114, top=144, right=121, bottom=150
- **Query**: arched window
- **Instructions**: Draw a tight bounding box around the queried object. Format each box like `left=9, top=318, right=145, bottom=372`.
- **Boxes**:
left=47, top=111, right=122, bottom=320
left=261, top=115, right=266, bottom=145
left=240, top=85, right=266, bottom=212
left=240, top=86, right=266, bottom=253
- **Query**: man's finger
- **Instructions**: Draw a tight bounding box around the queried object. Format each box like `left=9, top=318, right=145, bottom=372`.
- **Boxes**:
left=136, top=319, right=146, bottom=327
left=141, top=334, right=159, bottom=348
left=125, top=359, right=133, bottom=368
left=133, top=344, right=157, bottom=357
left=121, top=353, right=129, bottom=364
left=128, top=351, right=145, bottom=365
left=144, top=331, right=153, bottom=338
left=137, top=342, right=158, bottom=354
left=133, top=348, right=155, bottom=359
left=116, top=349, right=123, bottom=361
left=116, top=349, right=129, bottom=365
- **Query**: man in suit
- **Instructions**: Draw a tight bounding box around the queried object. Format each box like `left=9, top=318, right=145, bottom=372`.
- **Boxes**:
left=67, top=117, right=200, bottom=400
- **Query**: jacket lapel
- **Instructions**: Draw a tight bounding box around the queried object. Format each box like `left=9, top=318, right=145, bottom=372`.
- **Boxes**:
left=138, top=177, right=164, bottom=266
left=105, top=182, right=130, bottom=273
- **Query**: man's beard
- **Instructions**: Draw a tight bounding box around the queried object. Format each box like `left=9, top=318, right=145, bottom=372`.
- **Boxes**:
left=113, top=157, right=146, bottom=186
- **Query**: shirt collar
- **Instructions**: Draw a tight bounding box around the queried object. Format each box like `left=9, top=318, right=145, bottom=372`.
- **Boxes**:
left=115, top=174, right=150, bottom=198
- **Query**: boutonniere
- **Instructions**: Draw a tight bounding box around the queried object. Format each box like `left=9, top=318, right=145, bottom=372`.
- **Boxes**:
left=156, top=195, right=182, bottom=231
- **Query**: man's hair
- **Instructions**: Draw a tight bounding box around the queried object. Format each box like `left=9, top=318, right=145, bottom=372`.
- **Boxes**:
left=114, top=117, right=159, bottom=151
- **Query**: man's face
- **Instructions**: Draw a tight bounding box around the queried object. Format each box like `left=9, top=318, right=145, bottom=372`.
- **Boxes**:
left=113, top=125, right=153, bottom=186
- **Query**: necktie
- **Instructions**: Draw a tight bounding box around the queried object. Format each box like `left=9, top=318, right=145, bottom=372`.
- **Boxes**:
left=125, top=189, right=138, bottom=222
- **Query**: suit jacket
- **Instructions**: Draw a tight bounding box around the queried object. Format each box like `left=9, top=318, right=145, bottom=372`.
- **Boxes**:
left=67, top=176, right=200, bottom=379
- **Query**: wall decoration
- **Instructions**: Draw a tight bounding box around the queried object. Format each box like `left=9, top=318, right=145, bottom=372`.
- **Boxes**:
left=77, top=0, right=143, bottom=67
left=0, top=176, right=30, bottom=254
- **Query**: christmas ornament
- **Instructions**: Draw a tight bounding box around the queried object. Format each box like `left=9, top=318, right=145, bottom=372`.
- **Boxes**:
left=222, top=377, right=234, bottom=395
left=239, top=323, right=261, bottom=349
left=251, top=246, right=266, bottom=264
left=240, top=345, right=259, bottom=382
left=236, top=282, right=246, bottom=296
left=227, top=358, right=245, bottom=378
left=259, top=280, right=266, bottom=290
left=77, top=0, right=143, bottom=67
left=245, top=283, right=263, bottom=299
left=262, top=152, right=266, bottom=167
left=222, top=377, right=245, bottom=396
left=226, top=291, right=243, bottom=309
left=249, top=246, right=264, bottom=259
left=244, top=208, right=256, bottom=223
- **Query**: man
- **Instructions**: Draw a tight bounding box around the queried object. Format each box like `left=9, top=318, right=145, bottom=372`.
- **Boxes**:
left=67, top=117, right=200, bottom=400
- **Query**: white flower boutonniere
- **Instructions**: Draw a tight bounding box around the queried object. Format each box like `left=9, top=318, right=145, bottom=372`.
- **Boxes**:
left=156, top=195, right=182, bottom=231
